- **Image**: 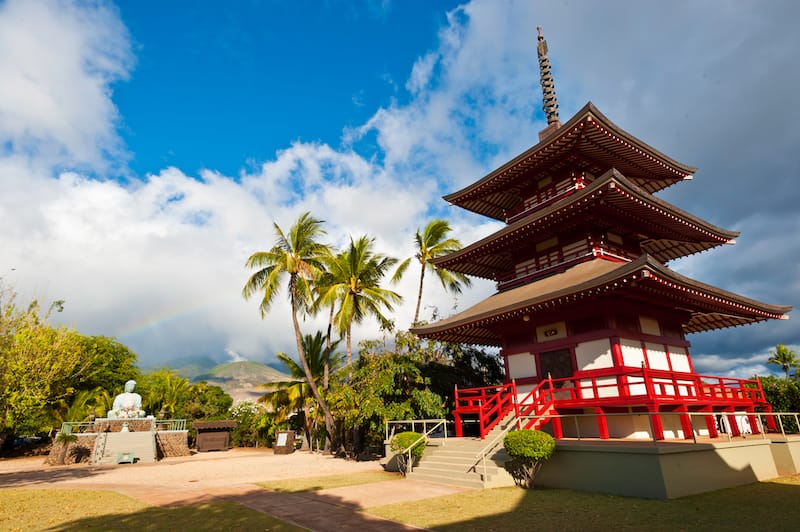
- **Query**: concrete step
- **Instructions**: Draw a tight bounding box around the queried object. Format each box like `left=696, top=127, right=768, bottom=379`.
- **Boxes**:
left=93, top=432, right=156, bottom=464
left=409, top=434, right=516, bottom=489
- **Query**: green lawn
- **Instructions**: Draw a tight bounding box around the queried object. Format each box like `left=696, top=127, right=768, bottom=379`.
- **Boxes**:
left=3, top=474, right=800, bottom=531
left=0, top=489, right=302, bottom=532
left=257, top=470, right=401, bottom=492
left=367, top=475, right=800, bottom=531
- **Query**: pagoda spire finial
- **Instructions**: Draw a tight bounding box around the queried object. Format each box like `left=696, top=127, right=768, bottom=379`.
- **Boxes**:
left=537, top=25, right=562, bottom=141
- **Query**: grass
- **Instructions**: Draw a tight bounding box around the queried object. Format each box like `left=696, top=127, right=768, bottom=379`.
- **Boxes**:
left=257, top=470, right=401, bottom=492
left=4, top=473, right=800, bottom=531
left=0, top=489, right=302, bottom=532
left=367, top=475, right=800, bottom=531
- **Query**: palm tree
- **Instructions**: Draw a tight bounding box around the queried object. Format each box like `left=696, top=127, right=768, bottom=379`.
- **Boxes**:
left=318, top=235, right=402, bottom=366
left=261, top=332, right=344, bottom=449
left=397, top=219, right=472, bottom=325
left=768, top=344, right=800, bottom=380
left=242, top=212, right=338, bottom=444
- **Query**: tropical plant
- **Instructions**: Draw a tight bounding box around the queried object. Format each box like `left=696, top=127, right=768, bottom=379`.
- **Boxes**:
left=396, top=219, right=471, bottom=325
left=262, top=332, right=344, bottom=449
left=331, top=345, right=445, bottom=455
left=52, top=388, right=104, bottom=427
left=242, top=212, right=338, bottom=447
left=503, top=429, right=555, bottom=489
left=53, top=431, right=78, bottom=465
left=228, top=401, right=275, bottom=447
left=768, top=344, right=800, bottom=380
left=759, top=375, right=800, bottom=432
left=140, top=369, right=190, bottom=418
left=317, top=235, right=402, bottom=366
left=0, top=294, right=87, bottom=447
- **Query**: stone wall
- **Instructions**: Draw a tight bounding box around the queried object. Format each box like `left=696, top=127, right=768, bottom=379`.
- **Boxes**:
left=46, top=434, right=97, bottom=465
left=156, top=431, right=190, bottom=458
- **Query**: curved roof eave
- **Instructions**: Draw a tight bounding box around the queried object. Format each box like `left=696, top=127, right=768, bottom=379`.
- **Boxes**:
left=444, top=102, right=697, bottom=215
left=432, top=168, right=738, bottom=278
left=411, top=255, right=791, bottom=343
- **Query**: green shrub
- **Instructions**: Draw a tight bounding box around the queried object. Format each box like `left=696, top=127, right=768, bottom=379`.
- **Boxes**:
left=503, top=429, right=555, bottom=488
left=390, top=431, right=425, bottom=475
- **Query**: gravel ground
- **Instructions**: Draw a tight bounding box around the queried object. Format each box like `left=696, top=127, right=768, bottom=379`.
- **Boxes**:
left=0, top=448, right=384, bottom=490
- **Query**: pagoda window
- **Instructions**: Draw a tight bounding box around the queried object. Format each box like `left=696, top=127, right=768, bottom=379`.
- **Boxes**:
left=615, top=313, right=640, bottom=334
left=537, top=348, right=574, bottom=383
left=661, top=322, right=684, bottom=341
left=639, top=316, right=661, bottom=336
left=570, top=315, right=607, bottom=336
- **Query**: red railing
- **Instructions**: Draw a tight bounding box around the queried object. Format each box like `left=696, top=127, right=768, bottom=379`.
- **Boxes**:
left=542, top=368, right=766, bottom=406
left=454, top=369, right=767, bottom=439
left=516, top=379, right=557, bottom=430
left=454, top=382, right=518, bottom=439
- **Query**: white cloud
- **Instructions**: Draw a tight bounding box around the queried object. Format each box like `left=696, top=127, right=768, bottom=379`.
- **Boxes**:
left=0, top=0, right=133, bottom=171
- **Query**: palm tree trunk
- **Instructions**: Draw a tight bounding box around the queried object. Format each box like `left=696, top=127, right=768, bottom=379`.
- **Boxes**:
left=324, top=303, right=334, bottom=391
left=413, top=262, right=426, bottom=324
left=290, top=282, right=337, bottom=449
left=346, top=324, right=353, bottom=367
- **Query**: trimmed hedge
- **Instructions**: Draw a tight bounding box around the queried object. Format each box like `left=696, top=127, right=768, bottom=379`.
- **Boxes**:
left=390, top=431, right=425, bottom=459
left=503, top=429, right=555, bottom=488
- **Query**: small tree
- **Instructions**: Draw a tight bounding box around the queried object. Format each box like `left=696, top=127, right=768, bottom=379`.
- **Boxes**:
left=390, top=431, right=425, bottom=475
left=503, top=429, right=555, bottom=489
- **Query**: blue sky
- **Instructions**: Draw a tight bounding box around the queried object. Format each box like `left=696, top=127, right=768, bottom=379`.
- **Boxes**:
left=1, top=0, right=799, bottom=378
left=114, top=1, right=459, bottom=178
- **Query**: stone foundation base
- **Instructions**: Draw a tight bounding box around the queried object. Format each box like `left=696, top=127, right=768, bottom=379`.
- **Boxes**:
left=47, top=430, right=190, bottom=465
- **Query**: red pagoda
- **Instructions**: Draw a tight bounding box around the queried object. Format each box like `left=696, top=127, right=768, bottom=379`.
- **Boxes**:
left=412, top=27, right=791, bottom=443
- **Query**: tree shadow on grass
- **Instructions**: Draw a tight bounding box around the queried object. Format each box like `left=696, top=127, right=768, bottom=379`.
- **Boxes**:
left=8, top=485, right=418, bottom=532
left=368, top=478, right=800, bottom=531
left=45, top=501, right=303, bottom=532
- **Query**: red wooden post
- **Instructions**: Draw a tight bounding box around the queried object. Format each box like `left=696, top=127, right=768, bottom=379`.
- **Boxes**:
left=649, top=405, right=664, bottom=440
left=478, top=399, right=486, bottom=440
left=453, top=384, right=463, bottom=437
left=551, top=413, right=563, bottom=439
left=595, top=407, right=609, bottom=439
left=746, top=408, right=760, bottom=435
left=678, top=406, right=693, bottom=440
left=762, top=404, right=777, bottom=432
left=703, top=406, right=719, bottom=439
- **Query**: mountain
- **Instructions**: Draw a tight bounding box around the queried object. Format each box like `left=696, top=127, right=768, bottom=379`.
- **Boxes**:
left=163, top=355, right=219, bottom=380
left=193, top=361, right=292, bottom=403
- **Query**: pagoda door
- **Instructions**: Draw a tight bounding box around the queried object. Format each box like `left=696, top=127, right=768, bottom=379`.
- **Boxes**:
left=539, top=348, right=573, bottom=388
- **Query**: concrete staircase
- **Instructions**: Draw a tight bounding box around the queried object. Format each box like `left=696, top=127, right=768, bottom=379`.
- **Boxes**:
left=93, top=431, right=157, bottom=464
left=407, top=415, right=519, bottom=489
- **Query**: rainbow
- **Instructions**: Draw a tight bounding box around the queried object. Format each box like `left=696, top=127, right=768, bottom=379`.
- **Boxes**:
left=116, top=303, right=210, bottom=339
